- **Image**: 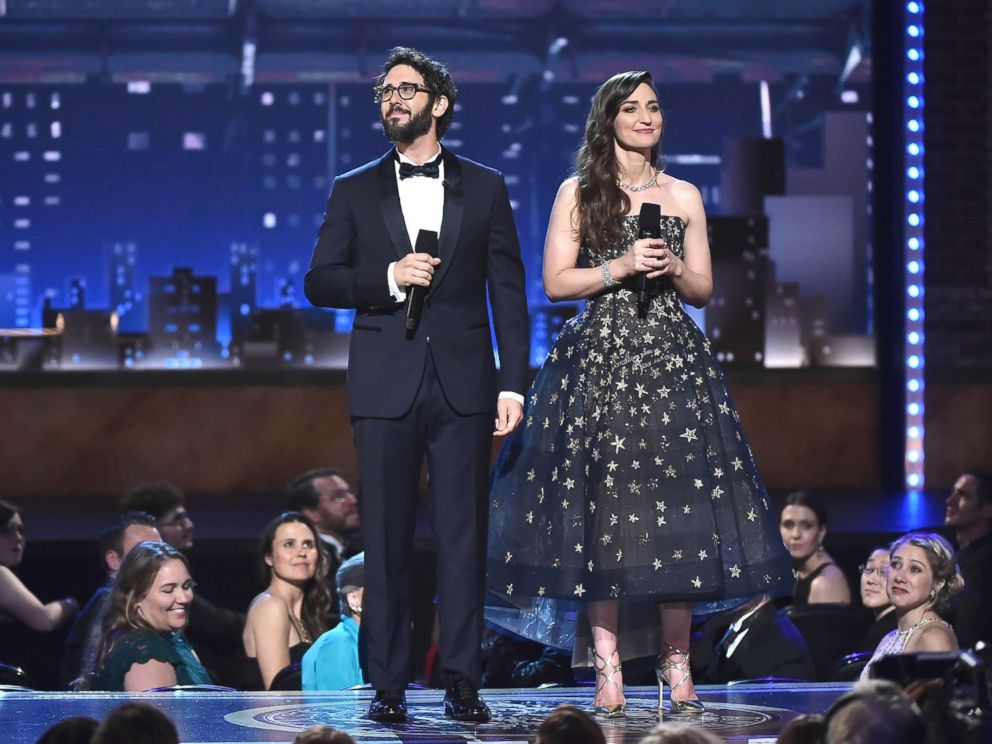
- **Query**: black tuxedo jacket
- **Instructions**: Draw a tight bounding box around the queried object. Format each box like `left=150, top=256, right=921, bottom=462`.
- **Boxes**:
left=305, top=147, right=530, bottom=418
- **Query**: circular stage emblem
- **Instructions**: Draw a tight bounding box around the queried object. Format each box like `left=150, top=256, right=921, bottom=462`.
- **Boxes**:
left=224, top=690, right=793, bottom=741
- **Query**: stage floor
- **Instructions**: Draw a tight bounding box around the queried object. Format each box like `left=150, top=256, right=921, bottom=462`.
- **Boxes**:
left=1, top=683, right=849, bottom=742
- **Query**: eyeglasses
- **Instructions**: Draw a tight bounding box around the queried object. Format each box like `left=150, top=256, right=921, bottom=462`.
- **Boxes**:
left=858, top=564, right=887, bottom=577
left=374, top=83, right=434, bottom=103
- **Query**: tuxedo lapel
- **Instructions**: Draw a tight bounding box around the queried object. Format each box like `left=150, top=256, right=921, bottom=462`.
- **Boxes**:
left=430, top=147, right=463, bottom=295
left=376, top=150, right=413, bottom=261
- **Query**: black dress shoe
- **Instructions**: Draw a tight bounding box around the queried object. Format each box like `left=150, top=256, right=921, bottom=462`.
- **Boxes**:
left=443, top=676, right=491, bottom=722
left=368, top=690, right=408, bottom=723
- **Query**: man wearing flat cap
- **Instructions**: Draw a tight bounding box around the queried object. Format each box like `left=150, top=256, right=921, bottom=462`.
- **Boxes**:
left=302, top=553, right=367, bottom=690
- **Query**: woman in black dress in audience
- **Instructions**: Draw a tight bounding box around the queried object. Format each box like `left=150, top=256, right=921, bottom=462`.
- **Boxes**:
left=243, top=512, right=330, bottom=689
left=779, top=491, right=851, bottom=604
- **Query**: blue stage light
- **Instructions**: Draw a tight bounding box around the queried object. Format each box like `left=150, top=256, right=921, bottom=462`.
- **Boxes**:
left=908, top=260, right=921, bottom=274
left=908, top=355, right=920, bottom=368
left=907, top=379, right=920, bottom=392
left=907, top=166, right=920, bottom=178
left=908, top=473, right=921, bottom=487
left=907, top=284, right=920, bottom=298
left=907, top=2, right=921, bottom=13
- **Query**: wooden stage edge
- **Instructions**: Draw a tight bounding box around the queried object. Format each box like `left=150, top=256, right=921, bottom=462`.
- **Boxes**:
left=1, top=682, right=851, bottom=743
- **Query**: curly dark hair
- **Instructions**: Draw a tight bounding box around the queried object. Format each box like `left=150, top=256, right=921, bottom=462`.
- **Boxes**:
left=258, top=512, right=331, bottom=642
left=376, top=46, right=458, bottom=139
left=574, top=71, right=662, bottom=252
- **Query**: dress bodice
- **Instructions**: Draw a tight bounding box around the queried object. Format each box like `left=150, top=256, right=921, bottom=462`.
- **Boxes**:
left=860, top=615, right=954, bottom=681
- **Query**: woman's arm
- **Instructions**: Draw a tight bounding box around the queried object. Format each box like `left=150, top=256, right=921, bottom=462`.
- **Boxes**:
left=808, top=564, right=852, bottom=604
left=246, top=595, right=292, bottom=689
left=123, top=659, right=178, bottom=691
left=657, top=181, right=713, bottom=308
left=0, top=566, right=77, bottom=632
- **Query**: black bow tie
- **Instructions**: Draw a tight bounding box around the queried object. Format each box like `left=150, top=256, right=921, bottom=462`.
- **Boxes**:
left=398, top=159, right=441, bottom=179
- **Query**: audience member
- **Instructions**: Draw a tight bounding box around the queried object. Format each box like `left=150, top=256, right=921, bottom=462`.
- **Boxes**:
left=90, top=541, right=212, bottom=691
left=637, top=722, right=722, bottom=744
left=943, top=468, right=992, bottom=649
left=61, top=512, right=160, bottom=687
left=35, top=716, right=99, bottom=744
left=91, top=702, right=179, bottom=744
left=858, top=546, right=897, bottom=652
left=243, top=512, right=330, bottom=689
left=303, top=552, right=366, bottom=690
left=293, top=725, right=357, bottom=744
left=533, top=705, right=605, bottom=744
left=821, top=678, right=925, bottom=744
left=861, top=532, right=963, bottom=681
left=779, top=491, right=851, bottom=604
left=775, top=713, right=825, bottom=744
left=287, top=468, right=361, bottom=620
left=120, top=482, right=246, bottom=686
left=698, top=594, right=815, bottom=684
left=0, top=499, right=78, bottom=680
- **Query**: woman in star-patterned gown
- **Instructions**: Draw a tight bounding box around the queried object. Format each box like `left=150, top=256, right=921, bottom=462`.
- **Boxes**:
left=486, top=71, right=792, bottom=716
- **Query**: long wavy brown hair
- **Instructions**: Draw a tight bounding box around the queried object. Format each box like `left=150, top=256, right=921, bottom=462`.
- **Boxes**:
left=258, top=512, right=331, bottom=641
left=574, top=70, right=663, bottom=251
left=95, top=541, right=190, bottom=669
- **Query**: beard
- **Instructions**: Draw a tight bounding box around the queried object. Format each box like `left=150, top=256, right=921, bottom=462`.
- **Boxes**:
left=381, top=102, right=434, bottom=144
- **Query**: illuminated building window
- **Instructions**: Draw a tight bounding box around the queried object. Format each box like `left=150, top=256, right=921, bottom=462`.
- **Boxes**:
left=183, top=132, right=206, bottom=150
left=128, top=132, right=150, bottom=150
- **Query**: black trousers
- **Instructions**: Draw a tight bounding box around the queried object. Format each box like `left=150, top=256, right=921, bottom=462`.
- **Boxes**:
left=352, top=349, right=492, bottom=690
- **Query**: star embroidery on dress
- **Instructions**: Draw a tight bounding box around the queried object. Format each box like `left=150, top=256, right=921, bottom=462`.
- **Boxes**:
left=561, top=498, right=570, bottom=510
left=680, top=428, right=698, bottom=443
left=631, top=460, right=640, bottom=470
left=574, top=583, right=586, bottom=597
left=616, top=549, right=623, bottom=562
left=610, top=513, right=619, bottom=526
left=657, top=516, right=667, bottom=526
left=714, top=468, right=724, bottom=478
left=711, top=486, right=724, bottom=500
left=730, top=564, right=742, bottom=578
left=694, top=479, right=704, bottom=490
left=732, top=457, right=744, bottom=471
left=605, top=475, right=614, bottom=488
left=691, top=576, right=702, bottom=588
left=698, top=549, right=708, bottom=560
left=506, top=583, right=513, bottom=595
left=763, top=574, right=771, bottom=584
left=527, top=469, right=536, bottom=482
left=574, top=542, right=583, bottom=553
left=551, top=468, right=558, bottom=482
left=661, top=412, right=671, bottom=425
left=656, top=501, right=667, bottom=511
left=560, top=376, right=569, bottom=391
left=747, top=508, right=757, bottom=522
left=655, top=456, right=664, bottom=466
left=610, top=435, right=626, bottom=453
left=659, top=385, right=671, bottom=399
left=538, top=488, right=545, bottom=503
left=525, top=512, right=534, bottom=524
left=589, top=501, right=597, bottom=514
left=543, top=418, right=550, bottom=430
left=607, top=460, right=619, bottom=472
left=653, top=558, right=663, bottom=570
left=564, top=478, right=575, bottom=490
left=587, top=560, right=594, bottom=572
left=718, top=402, right=730, bottom=415
left=610, top=584, right=621, bottom=598
left=538, top=586, right=546, bottom=596
left=635, top=383, right=647, bottom=398
left=504, top=552, right=513, bottom=563
left=673, top=549, right=683, bottom=559
left=627, top=513, right=640, bottom=523
left=591, top=449, right=602, bottom=462
left=683, top=505, right=692, bottom=514
left=629, top=483, right=641, bottom=495
left=600, top=534, right=612, bottom=545
left=616, top=380, right=628, bottom=392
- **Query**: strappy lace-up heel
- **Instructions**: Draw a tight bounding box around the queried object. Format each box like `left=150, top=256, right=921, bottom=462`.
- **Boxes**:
left=656, top=642, right=704, bottom=717
left=592, top=649, right=626, bottom=718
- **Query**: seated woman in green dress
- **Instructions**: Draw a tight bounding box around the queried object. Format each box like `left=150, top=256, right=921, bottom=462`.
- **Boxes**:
left=90, top=541, right=212, bottom=691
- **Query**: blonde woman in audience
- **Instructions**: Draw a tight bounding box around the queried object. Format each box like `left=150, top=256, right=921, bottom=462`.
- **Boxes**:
left=0, top=499, right=78, bottom=632
left=861, top=532, right=963, bottom=680
left=243, top=512, right=330, bottom=689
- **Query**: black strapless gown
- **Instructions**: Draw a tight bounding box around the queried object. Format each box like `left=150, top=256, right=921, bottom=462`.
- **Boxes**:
left=486, top=215, right=792, bottom=661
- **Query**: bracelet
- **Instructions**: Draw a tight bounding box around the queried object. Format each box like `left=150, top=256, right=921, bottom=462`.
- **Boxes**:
left=600, top=261, right=618, bottom=288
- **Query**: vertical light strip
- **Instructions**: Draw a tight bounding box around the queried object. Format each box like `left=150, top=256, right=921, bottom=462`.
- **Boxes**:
left=903, top=1, right=925, bottom=489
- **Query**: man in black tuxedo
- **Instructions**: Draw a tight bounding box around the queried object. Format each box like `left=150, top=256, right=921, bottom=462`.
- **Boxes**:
left=304, top=47, right=529, bottom=723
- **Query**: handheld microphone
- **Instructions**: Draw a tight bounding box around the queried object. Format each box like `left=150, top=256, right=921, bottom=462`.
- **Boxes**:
left=636, top=202, right=662, bottom=318
left=405, top=229, right=439, bottom=336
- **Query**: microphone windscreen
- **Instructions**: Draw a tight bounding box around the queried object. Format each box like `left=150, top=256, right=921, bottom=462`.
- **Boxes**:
left=638, top=202, right=662, bottom=238
left=415, top=230, right=439, bottom=258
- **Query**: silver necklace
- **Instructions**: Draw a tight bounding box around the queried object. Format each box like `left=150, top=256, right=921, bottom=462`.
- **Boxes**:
left=617, top=169, right=657, bottom=192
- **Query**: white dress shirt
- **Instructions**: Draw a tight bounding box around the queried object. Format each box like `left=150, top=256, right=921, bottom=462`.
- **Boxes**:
left=385, top=146, right=524, bottom=406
